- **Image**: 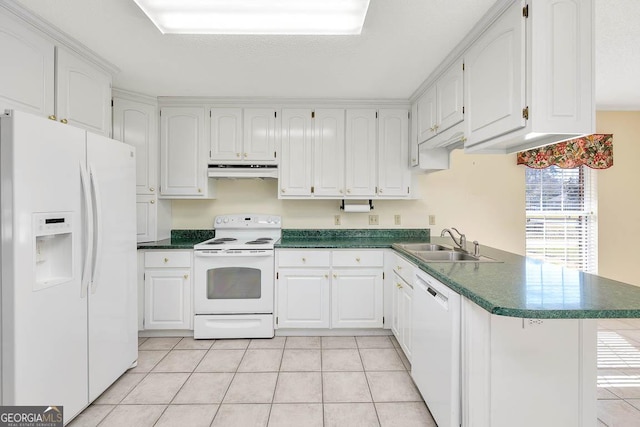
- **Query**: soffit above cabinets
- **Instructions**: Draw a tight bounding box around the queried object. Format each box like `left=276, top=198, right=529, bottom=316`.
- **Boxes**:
left=13, top=0, right=494, bottom=99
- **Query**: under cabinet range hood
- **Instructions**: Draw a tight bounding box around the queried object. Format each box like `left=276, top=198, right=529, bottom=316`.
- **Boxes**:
left=207, top=164, right=278, bottom=178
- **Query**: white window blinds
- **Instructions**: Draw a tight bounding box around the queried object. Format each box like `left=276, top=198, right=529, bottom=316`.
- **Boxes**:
left=525, top=165, right=597, bottom=273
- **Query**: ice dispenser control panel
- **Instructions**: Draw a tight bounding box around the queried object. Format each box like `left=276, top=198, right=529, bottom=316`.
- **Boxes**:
left=33, top=212, right=73, bottom=290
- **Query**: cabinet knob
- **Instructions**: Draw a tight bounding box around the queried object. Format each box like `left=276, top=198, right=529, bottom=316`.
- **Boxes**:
left=356, top=257, right=361, bottom=262
left=60, top=118, right=68, bottom=124
left=48, top=115, right=57, bottom=121
left=324, top=274, right=329, bottom=278
left=434, top=124, right=439, bottom=131
left=198, top=188, right=202, bottom=193
left=302, top=257, right=306, bottom=262
left=333, top=274, right=337, bottom=279
left=183, top=274, right=189, bottom=279
left=164, top=258, right=169, bottom=263
left=412, top=158, right=417, bottom=163
left=149, top=187, right=155, bottom=192
left=244, top=153, right=248, bottom=158
left=236, top=153, right=241, bottom=158
left=281, top=188, right=285, bottom=193
left=397, top=266, right=402, bottom=270
left=430, top=126, right=436, bottom=132
left=379, top=189, right=383, bottom=194
left=339, top=189, right=343, bottom=194
left=150, top=200, right=155, bottom=204
left=397, top=283, right=402, bottom=289
left=347, top=189, right=351, bottom=194
left=461, top=136, right=468, bottom=143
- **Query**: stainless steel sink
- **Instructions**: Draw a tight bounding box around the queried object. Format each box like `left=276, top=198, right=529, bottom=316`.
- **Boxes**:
left=394, top=243, right=451, bottom=252
left=413, top=250, right=499, bottom=263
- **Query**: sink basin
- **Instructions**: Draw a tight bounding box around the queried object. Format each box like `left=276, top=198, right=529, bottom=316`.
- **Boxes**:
left=413, top=250, right=499, bottom=263
left=394, top=243, right=451, bottom=251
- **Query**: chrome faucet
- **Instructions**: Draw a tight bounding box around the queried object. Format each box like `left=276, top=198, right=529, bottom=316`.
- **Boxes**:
left=441, top=228, right=467, bottom=252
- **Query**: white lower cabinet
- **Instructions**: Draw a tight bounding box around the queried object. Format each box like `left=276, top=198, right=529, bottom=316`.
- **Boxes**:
left=391, top=271, right=413, bottom=360
left=275, top=249, right=383, bottom=329
left=277, top=269, right=330, bottom=329
left=143, top=251, right=193, bottom=330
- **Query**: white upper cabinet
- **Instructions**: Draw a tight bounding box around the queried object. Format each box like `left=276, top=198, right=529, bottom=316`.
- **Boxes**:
left=409, top=103, right=419, bottom=167
left=56, top=47, right=112, bottom=137
left=313, top=109, right=345, bottom=197
left=464, top=0, right=594, bottom=153
left=244, top=108, right=277, bottom=163
left=378, top=109, right=410, bottom=197
left=464, top=2, right=525, bottom=149
left=209, top=108, right=242, bottom=162
left=279, top=109, right=313, bottom=197
left=417, top=86, right=437, bottom=143
left=112, top=96, right=158, bottom=195
left=0, top=10, right=54, bottom=118
left=345, top=109, right=377, bottom=197
left=209, top=107, right=277, bottom=164
left=416, top=59, right=464, bottom=149
left=160, top=107, right=212, bottom=198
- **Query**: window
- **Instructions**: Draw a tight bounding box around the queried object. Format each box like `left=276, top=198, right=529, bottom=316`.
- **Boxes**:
left=525, top=165, right=597, bottom=273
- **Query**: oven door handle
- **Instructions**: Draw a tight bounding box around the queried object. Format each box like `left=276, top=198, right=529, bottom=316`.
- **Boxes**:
left=194, top=251, right=274, bottom=257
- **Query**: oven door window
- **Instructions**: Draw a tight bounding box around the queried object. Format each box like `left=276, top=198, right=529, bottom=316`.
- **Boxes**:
left=206, top=267, right=262, bottom=300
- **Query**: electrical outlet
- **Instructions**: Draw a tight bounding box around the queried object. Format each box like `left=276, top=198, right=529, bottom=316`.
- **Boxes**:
left=429, top=215, right=436, bottom=225
left=369, top=214, right=379, bottom=226
left=394, top=214, right=401, bottom=225
left=334, top=215, right=341, bottom=226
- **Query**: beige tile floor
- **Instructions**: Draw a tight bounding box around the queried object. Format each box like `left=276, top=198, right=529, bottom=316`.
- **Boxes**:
left=69, top=335, right=436, bottom=427
left=597, top=318, right=640, bottom=427
left=69, top=318, right=640, bottom=427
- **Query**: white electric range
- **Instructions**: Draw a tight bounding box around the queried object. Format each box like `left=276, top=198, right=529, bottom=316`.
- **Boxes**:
left=193, top=214, right=281, bottom=339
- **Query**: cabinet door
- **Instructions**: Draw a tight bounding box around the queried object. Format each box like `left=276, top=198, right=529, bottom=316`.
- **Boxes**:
left=391, top=274, right=402, bottom=338
left=331, top=269, right=383, bottom=328
left=280, top=109, right=313, bottom=197
left=113, top=97, right=158, bottom=195
left=464, top=1, right=526, bottom=147
left=136, top=195, right=157, bottom=243
left=277, top=269, right=330, bottom=328
left=409, top=102, right=419, bottom=167
left=378, top=109, right=410, bottom=197
left=437, top=59, right=464, bottom=133
left=399, top=283, right=413, bottom=359
left=244, top=108, right=277, bottom=163
left=0, top=10, right=54, bottom=117
left=417, top=85, right=437, bottom=143
left=55, top=47, right=112, bottom=136
left=345, top=109, right=377, bottom=197
left=313, top=109, right=345, bottom=197
left=160, top=107, right=207, bottom=197
left=209, top=108, right=242, bottom=162
left=144, top=269, right=192, bottom=330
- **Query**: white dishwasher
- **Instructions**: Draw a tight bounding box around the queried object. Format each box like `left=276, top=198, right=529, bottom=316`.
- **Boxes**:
left=412, top=270, right=461, bottom=427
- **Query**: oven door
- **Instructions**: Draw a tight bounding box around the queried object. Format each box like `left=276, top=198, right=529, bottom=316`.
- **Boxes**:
left=193, top=250, right=274, bottom=314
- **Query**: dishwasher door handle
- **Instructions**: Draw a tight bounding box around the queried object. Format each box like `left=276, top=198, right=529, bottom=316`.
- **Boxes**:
left=427, top=287, right=437, bottom=297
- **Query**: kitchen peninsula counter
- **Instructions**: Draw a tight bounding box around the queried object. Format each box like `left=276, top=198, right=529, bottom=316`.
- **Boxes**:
left=277, top=229, right=640, bottom=319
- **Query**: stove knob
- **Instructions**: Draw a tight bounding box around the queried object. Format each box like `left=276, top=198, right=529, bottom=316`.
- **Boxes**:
left=274, top=218, right=280, bottom=224
left=223, top=217, right=229, bottom=223
left=215, top=218, right=222, bottom=224
left=267, top=217, right=273, bottom=224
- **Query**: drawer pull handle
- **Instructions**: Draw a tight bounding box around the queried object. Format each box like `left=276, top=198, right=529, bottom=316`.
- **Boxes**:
left=183, top=274, right=189, bottom=279
left=164, top=258, right=169, bottom=263
left=356, top=257, right=361, bottom=262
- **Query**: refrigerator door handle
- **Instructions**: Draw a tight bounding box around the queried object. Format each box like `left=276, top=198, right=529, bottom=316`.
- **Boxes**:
left=80, top=162, right=94, bottom=298
left=89, top=164, right=103, bottom=294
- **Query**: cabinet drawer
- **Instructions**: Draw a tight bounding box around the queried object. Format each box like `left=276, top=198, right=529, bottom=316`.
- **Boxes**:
left=278, top=250, right=330, bottom=267
left=393, top=254, right=415, bottom=285
left=145, top=251, right=191, bottom=268
left=332, top=250, right=384, bottom=268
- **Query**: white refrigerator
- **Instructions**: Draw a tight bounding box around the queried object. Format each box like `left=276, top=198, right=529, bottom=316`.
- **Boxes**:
left=0, top=110, right=138, bottom=423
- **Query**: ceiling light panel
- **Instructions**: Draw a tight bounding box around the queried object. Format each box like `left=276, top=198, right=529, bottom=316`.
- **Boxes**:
left=133, top=0, right=371, bottom=35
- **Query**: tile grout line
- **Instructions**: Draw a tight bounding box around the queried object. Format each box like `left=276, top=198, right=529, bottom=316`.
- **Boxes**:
left=209, top=340, right=251, bottom=426
left=356, top=337, right=383, bottom=427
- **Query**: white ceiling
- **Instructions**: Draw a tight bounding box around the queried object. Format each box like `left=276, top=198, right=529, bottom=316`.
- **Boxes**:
left=13, top=0, right=640, bottom=109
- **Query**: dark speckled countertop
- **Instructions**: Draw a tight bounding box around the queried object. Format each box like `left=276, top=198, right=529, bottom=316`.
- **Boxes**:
left=277, top=230, right=640, bottom=319
left=137, top=230, right=215, bottom=250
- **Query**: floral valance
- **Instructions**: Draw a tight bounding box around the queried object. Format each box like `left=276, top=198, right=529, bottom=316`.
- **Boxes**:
left=516, top=134, right=613, bottom=169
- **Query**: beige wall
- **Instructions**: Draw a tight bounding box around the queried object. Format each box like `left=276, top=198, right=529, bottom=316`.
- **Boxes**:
left=172, top=150, right=525, bottom=255
left=596, top=111, right=640, bottom=287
